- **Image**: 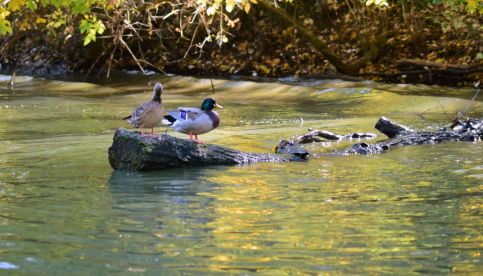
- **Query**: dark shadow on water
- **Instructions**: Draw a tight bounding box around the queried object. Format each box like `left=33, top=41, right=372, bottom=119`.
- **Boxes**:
left=108, top=167, right=224, bottom=231
left=108, top=167, right=222, bottom=198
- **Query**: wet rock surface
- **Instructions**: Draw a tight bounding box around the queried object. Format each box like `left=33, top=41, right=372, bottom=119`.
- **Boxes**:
left=108, top=128, right=306, bottom=171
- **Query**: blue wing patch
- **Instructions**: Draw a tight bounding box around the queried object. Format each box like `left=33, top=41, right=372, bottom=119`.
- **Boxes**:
left=180, top=111, right=188, bottom=120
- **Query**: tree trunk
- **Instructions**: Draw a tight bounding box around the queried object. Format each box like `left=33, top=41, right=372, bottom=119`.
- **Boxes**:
left=257, top=0, right=353, bottom=73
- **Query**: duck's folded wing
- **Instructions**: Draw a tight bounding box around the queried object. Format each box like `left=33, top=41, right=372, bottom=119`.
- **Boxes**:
left=177, top=107, right=201, bottom=113
left=168, top=108, right=202, bottom=121
left=131, top=104, right=149, bottom=119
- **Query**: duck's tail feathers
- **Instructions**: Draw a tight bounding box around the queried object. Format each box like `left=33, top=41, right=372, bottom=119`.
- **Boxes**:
left=122, top=115, right=132, bottom=120
left=162, top=114, right=176, bottom=125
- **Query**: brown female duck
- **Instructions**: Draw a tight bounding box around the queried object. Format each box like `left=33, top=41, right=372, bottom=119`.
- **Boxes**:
left=123, top=82, right=164, bottom=136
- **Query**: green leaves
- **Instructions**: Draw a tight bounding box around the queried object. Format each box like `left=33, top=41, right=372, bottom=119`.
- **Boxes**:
left=7, top=0, right=27, bottom=11
left=0, top=0, right=108, bottom=43
left=80, top=16, right=106, bottom=46
left=0, top=19, right=12, bottom=36
left=0, top=7, right=12, bottom=36
left=26, top=0, right=38, bottom=11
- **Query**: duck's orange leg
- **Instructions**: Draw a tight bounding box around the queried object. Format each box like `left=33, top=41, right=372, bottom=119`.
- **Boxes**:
left=194, top=134, right=203, bottom=144
left=188, top=132, right=201, bottom=143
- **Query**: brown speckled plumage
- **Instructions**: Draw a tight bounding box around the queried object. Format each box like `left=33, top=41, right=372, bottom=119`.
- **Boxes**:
left=123, top=82, right=164, bottom=135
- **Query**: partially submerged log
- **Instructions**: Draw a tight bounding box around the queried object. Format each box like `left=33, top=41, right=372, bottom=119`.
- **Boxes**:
left=374, top=116, right=414, bottom=138
left=296, top=129, right=377, bottom=144
left=344, top=117, right=482, bottom=154
left=108, top=128, right=307, bottom=171
left=276, top=117, right=482, bottom=155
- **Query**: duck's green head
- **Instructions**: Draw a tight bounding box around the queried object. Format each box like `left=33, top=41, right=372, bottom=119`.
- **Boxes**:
left=201, top=98, right=223, bottom=110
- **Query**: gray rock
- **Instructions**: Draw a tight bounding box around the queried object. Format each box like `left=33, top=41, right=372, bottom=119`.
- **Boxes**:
left=108, top=128, right=306, bottom=171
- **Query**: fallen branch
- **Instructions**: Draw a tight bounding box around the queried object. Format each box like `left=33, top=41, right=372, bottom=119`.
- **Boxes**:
left=342, top=117, right=482, bottom=154
left=374, top=116, right=414, bottom=138
left=276, top=117, right=482, bottom=156
left=295, top=129, right=377, bottom=144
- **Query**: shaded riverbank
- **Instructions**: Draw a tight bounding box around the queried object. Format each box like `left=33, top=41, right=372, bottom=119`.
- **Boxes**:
left=1, top=2, right=481, bottom=87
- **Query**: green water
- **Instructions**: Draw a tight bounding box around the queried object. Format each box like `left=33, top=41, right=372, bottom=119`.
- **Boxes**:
left=0, top=74, right=481, bottom=274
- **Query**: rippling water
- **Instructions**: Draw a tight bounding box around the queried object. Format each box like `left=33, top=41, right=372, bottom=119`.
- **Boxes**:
left=0, top=74, right=481, bottom=274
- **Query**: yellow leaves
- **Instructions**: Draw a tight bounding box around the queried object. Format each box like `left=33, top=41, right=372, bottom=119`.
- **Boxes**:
left=224, top=0, right=252, bottom=14
left=258, top=65, right=270, bottom=74
left=8, top=0, right=26, bottom=12
left=284, top=43, right=293, bottom=50
left=243, top=2, right=251, bottom=13
left=16, top=20, right=30, bottom=31
left=0, top=7, right=12, bottom=35
left=36, top=17, right=47, bottom=24
left=0, top=7, right=10, bottom=18
left=225, top=0, right=235, bottom=13
left=466, top=0, right=483, bottom=14
left=329, top=33, right=339, bottom=41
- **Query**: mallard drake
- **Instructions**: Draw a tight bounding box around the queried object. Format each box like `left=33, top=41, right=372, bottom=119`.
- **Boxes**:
left=162, top=98, right=223, bottom=143
left=123, top=82, right=164, bottom=136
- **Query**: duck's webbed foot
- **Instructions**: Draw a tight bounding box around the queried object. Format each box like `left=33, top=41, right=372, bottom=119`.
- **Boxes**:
left=194, top=135, right=204, bottom=144
left=188, top=132, right=204, bottom=144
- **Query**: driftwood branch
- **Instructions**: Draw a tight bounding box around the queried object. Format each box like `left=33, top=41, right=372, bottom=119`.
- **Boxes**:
left=108, top=128, right=307, bottom=171
left=343, top=117, right=482, bottom=154
left=374, top=116, right=414, bottom=138
left=276, top=117, right=482, bottom=156
left=295, top=129, right=377, bottom=144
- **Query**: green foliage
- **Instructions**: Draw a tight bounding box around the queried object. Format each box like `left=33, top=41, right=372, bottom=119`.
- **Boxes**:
left=0, top=7, right=13, bottom=35
left=0, top=0, right=480, bottom=78
left=1, top=0, right=108, bottom=43
left=79, top=16, right=106, bottom=45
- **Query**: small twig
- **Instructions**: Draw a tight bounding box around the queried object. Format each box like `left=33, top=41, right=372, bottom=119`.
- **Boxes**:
left=118, top=37, right=145, bottom=74
left=7, top=71, right=15, bottom=89
left=183, top=23, right=200, bottom=59
left=210, top=79, right=215, bottom=93
left=457, top=81, right=481, bottom=118
left=106, top=44, right=119, bottom=78
left=416, top=102, right=452, bottom=121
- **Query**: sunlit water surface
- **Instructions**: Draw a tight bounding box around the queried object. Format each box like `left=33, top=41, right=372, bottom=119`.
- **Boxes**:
left=0, top=74, right=482, bottom=274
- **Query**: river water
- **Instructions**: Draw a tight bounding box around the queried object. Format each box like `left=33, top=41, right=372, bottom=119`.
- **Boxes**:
left=0, top=74, right=481, bottom=274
